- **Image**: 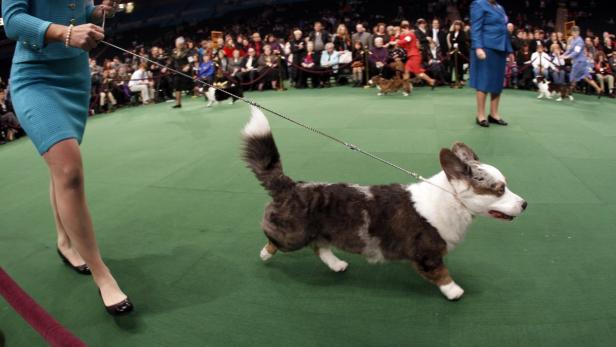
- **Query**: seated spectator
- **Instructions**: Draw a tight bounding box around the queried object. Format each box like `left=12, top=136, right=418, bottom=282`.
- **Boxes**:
left=250, top=32, right=263, bottom=56
left=320, top=42, right=340, bottom=87
left=369, top=37, right=389, bottom=78
left=227, top=49, right=244, bottom=79
left=298, top=41, right=320, bottom=88
left=214, top=49, right=229, bottom=73
left=352, top=23, right=373, bottom=50
left=257, top=45, right=280, bottom=91
left=595, top=52, right=615, bottom=97
left=550, top=44, right=567, bottom=86
left=423, top=39, right=448, bottom=84
left=516, top=44, right=534, bottom=89
left=239, top=48, right=259, bottom=90
left=333, top=24, right=352, bottom=52
left=149, top=46, right=173, bottom=101
left=266, top=34, right=284, bottom=55
left=198, top=54, right=216, bottom=85
left=603, top=36, right=614, bottom=59
left=374, top=23, right=389, bottom=44
left=100, top=70, right=118, bottom=112
left=222, top=38, right=236, bottom=57
left=351, top=41, right=367, bottom=87
left=289, top=29, right=306, bottom=87
left=0, top=88, right=22, bottom=143
left=531, top=43, right=554, bottom=78
left=129, top=64, right=155, bottom=104
left=447, top=20, right=467, bottom=85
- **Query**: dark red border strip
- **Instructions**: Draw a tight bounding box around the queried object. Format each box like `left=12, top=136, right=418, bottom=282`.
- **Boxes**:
left=0, top=267, right=87, bottom=347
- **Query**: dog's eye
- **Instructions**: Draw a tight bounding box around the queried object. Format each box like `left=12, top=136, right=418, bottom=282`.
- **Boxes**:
left=473, top=176, right=484, bottom=182
left=493, top=183, right=506, bottom=195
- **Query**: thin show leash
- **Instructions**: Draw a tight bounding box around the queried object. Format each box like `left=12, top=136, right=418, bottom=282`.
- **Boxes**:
left=98, top=13, right=464, bottom=203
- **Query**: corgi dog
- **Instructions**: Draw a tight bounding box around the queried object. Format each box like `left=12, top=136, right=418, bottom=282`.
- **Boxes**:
left=241, top=107, right=527, bottom=300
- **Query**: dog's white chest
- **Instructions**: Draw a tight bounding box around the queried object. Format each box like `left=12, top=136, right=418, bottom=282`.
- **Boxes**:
left=407, top=178, right=473, bottom=251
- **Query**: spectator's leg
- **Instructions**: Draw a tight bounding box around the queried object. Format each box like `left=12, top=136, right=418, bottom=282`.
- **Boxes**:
left=131, top=85, right=150, bottom=104
left=108, top=92, right=117, bottom=106
left=604, top=75, right=614, bottom=96
left=99, top=93, right=106, bottom=108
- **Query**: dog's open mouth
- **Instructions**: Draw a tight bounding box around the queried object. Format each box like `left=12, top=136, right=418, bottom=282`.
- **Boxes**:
left=489, top=210, right=515, bottom=221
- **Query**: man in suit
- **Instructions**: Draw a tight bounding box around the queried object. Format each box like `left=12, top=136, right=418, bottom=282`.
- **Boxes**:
left=352, top=23, right=373, bottom=50
left=239, top=48, right=259, bottom=89
left=430, top=19, right=449, bottom=51
left=415, top=18, right=430, bottom=52
left=508, top=23, right=523, bottom=52
left=309, top=21, right=330, bottom=61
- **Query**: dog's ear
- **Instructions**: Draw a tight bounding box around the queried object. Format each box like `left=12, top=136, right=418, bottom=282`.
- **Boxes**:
left=440, top=149, right=472, bottom=180
left=451, top=142, right=479, bottom=162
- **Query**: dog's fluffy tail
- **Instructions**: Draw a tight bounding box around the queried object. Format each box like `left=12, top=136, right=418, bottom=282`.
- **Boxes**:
left=242, top=106, right=295, bottom=195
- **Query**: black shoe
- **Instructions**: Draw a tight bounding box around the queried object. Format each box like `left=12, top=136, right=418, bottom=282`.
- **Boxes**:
left=172, top=104, right=182, bottom=109
left=488, top=115, right=508, bottom=126
left=99, top=290, right=134, bottom=316
left=57, top=248, right=91, bottom=275
left=476, top=118, right=490, bottom=127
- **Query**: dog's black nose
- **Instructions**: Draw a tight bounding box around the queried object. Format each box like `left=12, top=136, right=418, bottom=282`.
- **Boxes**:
left=522, top=201, right=528, bottom=211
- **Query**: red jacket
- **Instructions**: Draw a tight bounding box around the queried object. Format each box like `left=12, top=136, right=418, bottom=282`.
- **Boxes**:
left=397, top=32, right=421, bottom=57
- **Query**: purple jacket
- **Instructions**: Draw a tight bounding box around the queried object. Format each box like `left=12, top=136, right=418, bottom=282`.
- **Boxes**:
left=370, top=47, right=389, bottom=64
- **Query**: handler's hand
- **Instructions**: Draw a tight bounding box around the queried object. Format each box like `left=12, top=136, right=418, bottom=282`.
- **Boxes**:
left=69, top=24, right=105, bottom=51
left=91, top=1, right=117, bottom=22
left=476, top=48, right=487, bottom=60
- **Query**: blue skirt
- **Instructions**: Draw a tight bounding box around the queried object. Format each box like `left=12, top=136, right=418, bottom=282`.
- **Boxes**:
left=469, top=48, right=507, bottom=94
left=10, top=53, right=91, bottom=155
left=570, top=60, right=591, bottom=83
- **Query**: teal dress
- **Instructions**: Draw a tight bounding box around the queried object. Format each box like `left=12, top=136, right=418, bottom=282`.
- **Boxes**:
left=2, top=0, right=96, bottom=155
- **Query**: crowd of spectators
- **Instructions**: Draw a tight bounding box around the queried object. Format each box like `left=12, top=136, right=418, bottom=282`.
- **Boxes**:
left=1, top=0, right=615, bottom=145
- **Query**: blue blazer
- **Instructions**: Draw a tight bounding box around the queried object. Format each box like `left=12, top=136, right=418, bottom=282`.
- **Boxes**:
left=470, top=0, right=513, bottom=53
left=2, top=0, right=95, bottom=63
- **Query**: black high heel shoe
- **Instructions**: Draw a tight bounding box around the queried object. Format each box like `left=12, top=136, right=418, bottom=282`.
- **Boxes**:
left=57, top=248, right=91, bottom=275
left=488, top=115, right=508, bottom=126
left=99, top=290, right=134, bottom=316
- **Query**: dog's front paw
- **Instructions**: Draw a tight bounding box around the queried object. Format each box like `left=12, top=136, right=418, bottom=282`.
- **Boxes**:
left=260, top=247, right=274, bottom=262
left=439, top=282, right=464, bottom=301
left=330, top=260, right=349, bottom=272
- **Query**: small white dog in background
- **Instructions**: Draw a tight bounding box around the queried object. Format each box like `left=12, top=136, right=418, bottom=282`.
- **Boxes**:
left=534, top=77, right=552, bottom=99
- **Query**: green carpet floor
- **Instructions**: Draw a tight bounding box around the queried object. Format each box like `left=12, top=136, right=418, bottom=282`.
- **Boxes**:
left=1, top=87, right=616, bottom=346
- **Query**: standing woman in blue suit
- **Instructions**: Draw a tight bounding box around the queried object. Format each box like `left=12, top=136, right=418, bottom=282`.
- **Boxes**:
left=2, top=0, right=133, bottom=315
left=469, top=0, right=513, bottom=127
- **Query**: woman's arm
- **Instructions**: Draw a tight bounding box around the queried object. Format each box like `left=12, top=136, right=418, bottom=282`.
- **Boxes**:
left=2, top=0, right=53, bottom=49
left=2, top=0, right=106, bottom=51
left=470, top=0, right=486, bottom=60
left=470, top=1, right=484, bottom=50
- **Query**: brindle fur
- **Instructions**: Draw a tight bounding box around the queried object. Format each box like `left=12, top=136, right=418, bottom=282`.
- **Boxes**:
left=242, top=132, right=450, bottom=289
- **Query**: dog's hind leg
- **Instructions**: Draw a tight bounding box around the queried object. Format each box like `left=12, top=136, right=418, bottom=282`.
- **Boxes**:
left=260, top=241, right=278, bottom=262
left=314, top=246, right=348, bottom=272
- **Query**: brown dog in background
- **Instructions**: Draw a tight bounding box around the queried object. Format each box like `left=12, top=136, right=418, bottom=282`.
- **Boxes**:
left=369, top=60, right=412, bottom=96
